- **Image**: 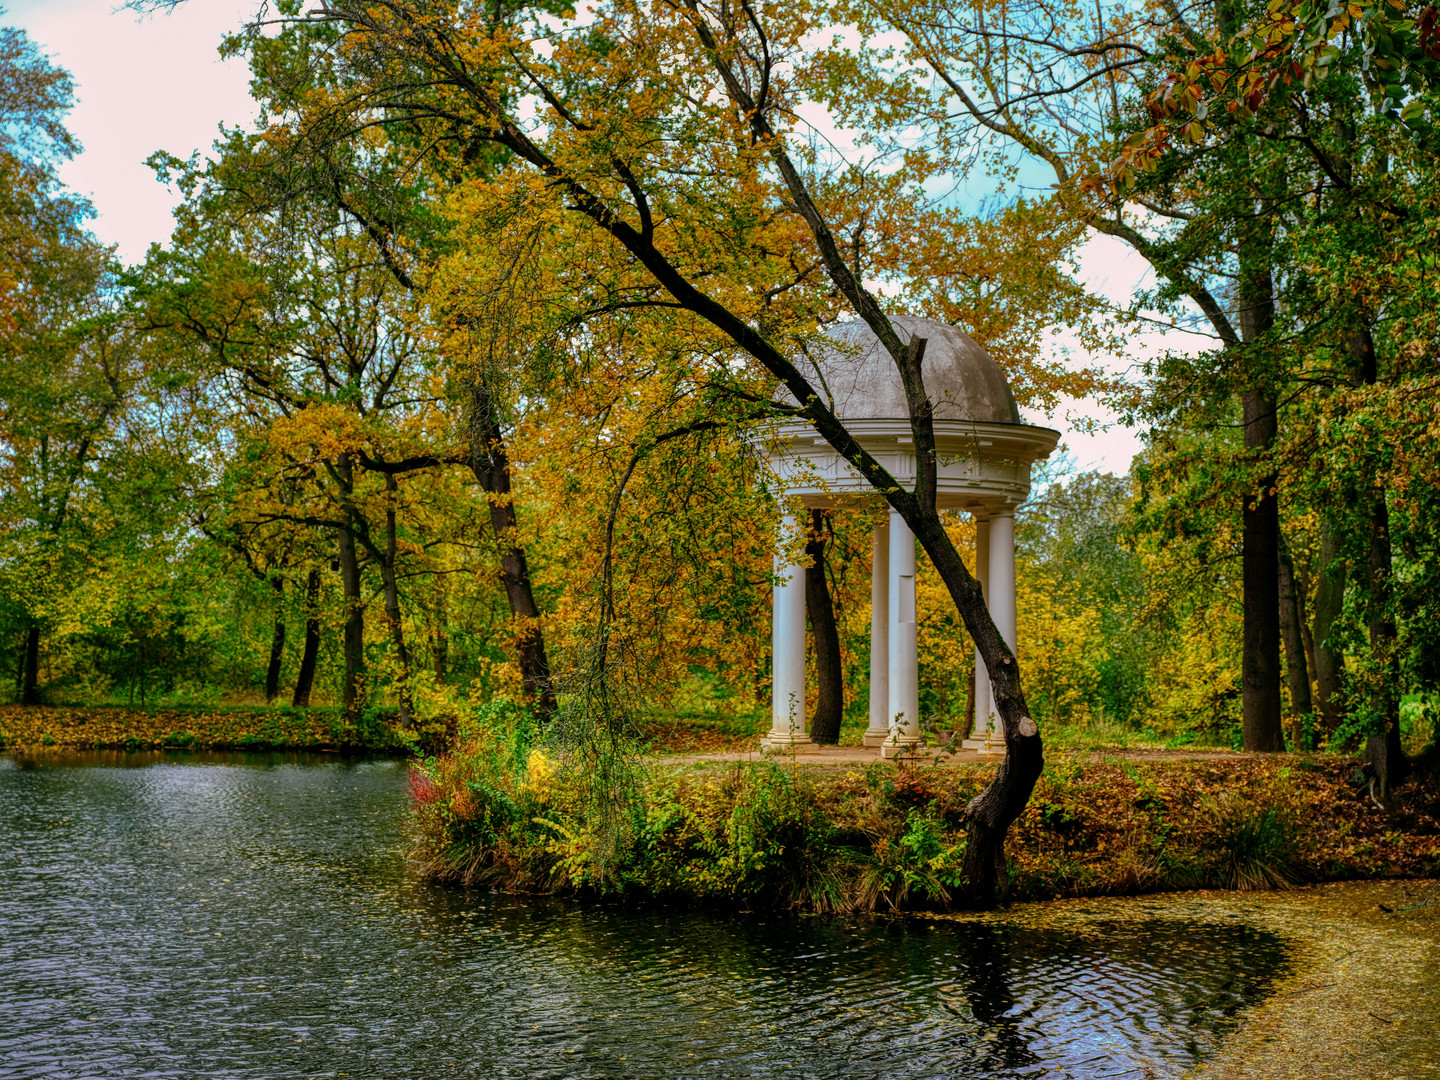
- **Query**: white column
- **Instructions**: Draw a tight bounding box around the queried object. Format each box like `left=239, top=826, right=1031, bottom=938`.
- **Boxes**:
left=966, top=516, right=991, bottom=748
left=863, top=516, right=891, bottom=747
left=881, top=509, right=920, bottom=758
left=763, top=513, right=814, bottom=750
left=985, top=509, right=1016, bottom=756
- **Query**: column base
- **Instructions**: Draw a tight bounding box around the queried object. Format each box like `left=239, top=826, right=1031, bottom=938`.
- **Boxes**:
left=862, top=729, right=891, bottom=747
left=879, top=737, right=922, bottom=759
left=961, top=737, right=1007, bottom=755
left=760, top=733, right=819, bottom=753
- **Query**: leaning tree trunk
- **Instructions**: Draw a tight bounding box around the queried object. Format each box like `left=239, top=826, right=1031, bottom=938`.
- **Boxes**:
left=880, top=336, right=1043, bottom=905
left=804, top=510, right=844, bottom=745
left=264, top=578, right=286, bottom=703
left=910, top=510, right=1042, bottom=904
left=468, top=378, right=556, bottom=720
left=1277, top=533, right=1312, bottom=744
left=292, top=569, right=321, bottom=707
left=20, top=624, right=40, bottom=706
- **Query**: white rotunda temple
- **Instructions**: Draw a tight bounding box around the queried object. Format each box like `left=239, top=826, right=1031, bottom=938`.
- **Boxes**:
left=762, top=316, right=1060, bottom=757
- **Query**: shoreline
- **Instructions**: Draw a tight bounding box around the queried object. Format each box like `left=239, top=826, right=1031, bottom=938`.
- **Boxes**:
left=924, top=879, right=1439, bottom=1079
left=413, top=746, right=1440, bottom=909
left=0, top=703, right=421, bottom=755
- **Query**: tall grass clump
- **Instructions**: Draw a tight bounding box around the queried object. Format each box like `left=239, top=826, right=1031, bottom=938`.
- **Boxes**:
left=1203, top=791, right=1302, bottom=890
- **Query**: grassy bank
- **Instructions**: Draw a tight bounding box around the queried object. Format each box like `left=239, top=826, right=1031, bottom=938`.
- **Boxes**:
left=0, top=704, right=430, bottom=754
left=411, top=740, right=1440, bottom=910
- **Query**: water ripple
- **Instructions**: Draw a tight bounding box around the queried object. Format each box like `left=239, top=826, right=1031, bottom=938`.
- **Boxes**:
left=0, top=753, right=1293, bottom=1079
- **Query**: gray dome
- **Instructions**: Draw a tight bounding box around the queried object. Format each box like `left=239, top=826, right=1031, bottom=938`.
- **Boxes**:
left=784, top=315, right=1020, bottom=424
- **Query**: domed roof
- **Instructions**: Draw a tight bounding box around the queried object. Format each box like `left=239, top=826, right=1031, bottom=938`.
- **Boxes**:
left=783, top=315, right=1020, bottom=425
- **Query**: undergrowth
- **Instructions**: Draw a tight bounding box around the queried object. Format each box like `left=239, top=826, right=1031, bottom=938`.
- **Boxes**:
left=410, top=742, right=1440, bottom=911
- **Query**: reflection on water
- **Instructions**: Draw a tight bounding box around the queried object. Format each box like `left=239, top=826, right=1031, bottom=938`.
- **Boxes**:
left=0, top=752, right=1293, bottom=1079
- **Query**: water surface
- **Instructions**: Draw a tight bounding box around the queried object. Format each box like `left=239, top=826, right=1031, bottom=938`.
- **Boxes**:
left=0, top=752, right=1294, bottom=1078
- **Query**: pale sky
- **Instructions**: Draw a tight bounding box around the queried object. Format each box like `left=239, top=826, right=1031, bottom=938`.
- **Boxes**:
left=5, top=0, right=258, bottom=262
left=4, top=0, right=1198, bottom=477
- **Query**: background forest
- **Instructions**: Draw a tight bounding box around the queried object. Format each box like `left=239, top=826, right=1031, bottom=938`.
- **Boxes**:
left=2, top=0, right=1438, bottom=763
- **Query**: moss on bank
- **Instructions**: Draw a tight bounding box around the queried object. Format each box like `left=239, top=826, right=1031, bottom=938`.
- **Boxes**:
left=411, top=743, right=1440, bottom=910
left=0, top=704, right=431, bottom=754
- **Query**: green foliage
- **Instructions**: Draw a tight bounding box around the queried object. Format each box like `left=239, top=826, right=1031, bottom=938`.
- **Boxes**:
left=4, top=0, right=1438, bottom=772
left=411, top=750, right=1439, bottom=910
left=854, top=810, right=966, bottom=908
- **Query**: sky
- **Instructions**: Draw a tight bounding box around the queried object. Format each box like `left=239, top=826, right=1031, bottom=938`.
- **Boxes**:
left=4, top=0, right=1200, bottom=478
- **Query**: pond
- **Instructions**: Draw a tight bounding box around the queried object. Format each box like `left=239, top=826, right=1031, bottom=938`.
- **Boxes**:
left=0, top=752, right=1298, bottom=1079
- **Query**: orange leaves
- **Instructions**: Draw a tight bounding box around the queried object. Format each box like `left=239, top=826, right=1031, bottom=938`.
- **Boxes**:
left=266, top=403, right=368, bottom=465
left=0, top=705, right=408, bottom=753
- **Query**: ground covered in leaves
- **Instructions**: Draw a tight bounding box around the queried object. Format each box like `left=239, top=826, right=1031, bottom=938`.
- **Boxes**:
left=412, top=739, right=1440, bottom=909
left=1181, top=879, right=1440, bottom=1079
left=0, top=704, right=423, bottom=754
left=932, top=880, right=1440, bottom=1080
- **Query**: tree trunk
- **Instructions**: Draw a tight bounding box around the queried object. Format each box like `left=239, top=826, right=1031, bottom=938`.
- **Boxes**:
left=1365, top=496, right=1407, bottom=796
left=804, top=510, right=844, bottom=745
left=336, top=454, right=366, bottom=722
left=1277, top=533, right=1312, bottom=743
left=432, top=592, right=450, bottom=683
left=1350, top=325, right=1407, bottom=794
left=1312, top=522, right=1347, bottom=737
left=468, top=378, right=556, bottom=719
left=1241, top=387, right=1283, bottom=751
left=292, top=569, right=321, bottom=708
left=1235, top=209, right=1284, bottom=750
left=264, top=578, right=286, bottom=703
left=1217, top=60, right=1284, bottom=752
left=907, top=510, right=1042, bottom=907
left=1295, top=563, right=1318, bottom=701
left=20, top=624, right=40, bottom=706
left=963, top=663, right=976, bottom=739
left=380, top=474, right=414, bottom=727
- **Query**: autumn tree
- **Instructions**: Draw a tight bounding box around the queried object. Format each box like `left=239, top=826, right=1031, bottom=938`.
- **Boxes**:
left=207, top=9, right=564, bottom=717
left=177, top=0, right=1145, bottom=903
left=831, top=0, right=1306, bottom=751
left=1103, top=0, right=1440, bottom=783
left=0, top=24, right=151, bottom=703
left=138, top=145, right=480, bottom=723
